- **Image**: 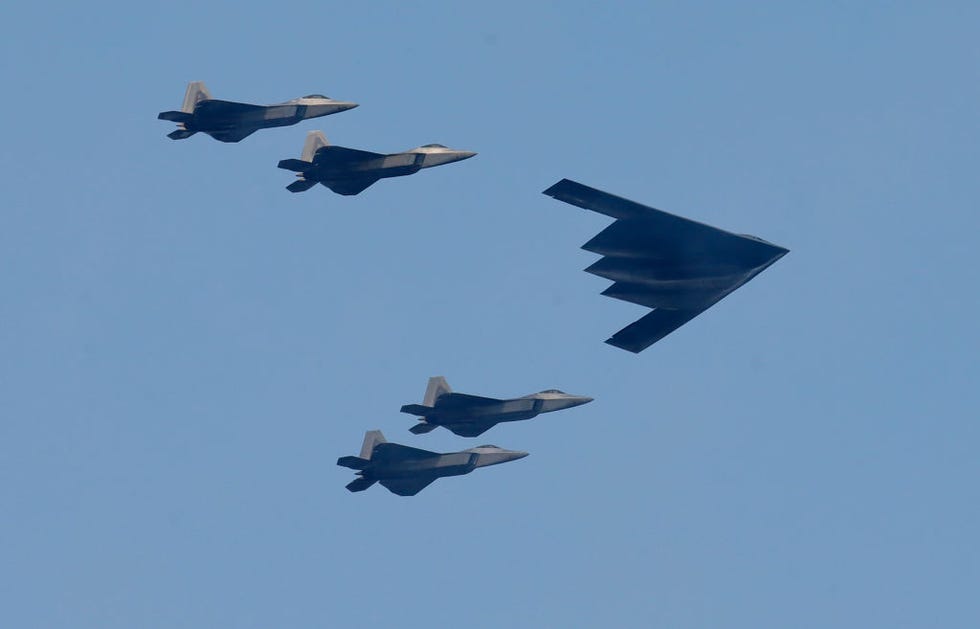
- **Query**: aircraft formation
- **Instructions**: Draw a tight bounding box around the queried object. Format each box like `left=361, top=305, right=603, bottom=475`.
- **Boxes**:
left=159, top=81, right=788, bottom=496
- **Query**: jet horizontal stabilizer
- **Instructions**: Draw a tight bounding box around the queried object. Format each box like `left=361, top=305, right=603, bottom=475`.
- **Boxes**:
left=337, top=456, right=370, bottom=470
left=286, top=179, right=318, bottom=193
left=409, top=422, right=439, bottom=435
left=167, top=129, right=196, bottom=140
left=346, top=478, right=377, bottom=492
left=277, top=158, right=313, bottom=172
left=400, top=404, right=433, bottom=416
left=158, top=110, right=193, bottom=123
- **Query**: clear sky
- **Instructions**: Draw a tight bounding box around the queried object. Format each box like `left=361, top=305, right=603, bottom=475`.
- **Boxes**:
left=2, top=2, right=978, bottom=627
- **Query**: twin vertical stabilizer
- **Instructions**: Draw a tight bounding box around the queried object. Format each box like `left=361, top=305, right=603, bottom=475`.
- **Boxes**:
left=423, top=376, right=451, bottom=406
left=336, top=429, right=387, bottom=471
left=181, top=81, right=212, bottom=113
left=301, top=130, right=330, bottom=162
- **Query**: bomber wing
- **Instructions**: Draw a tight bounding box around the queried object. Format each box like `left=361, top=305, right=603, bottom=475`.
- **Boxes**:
left=379, top=476, right=438, bottom=496
left=543, top=179, right=788, bottom=353
left=605, top=307, right=707, bottom=353
left=546, top=179, right=781, bottom=257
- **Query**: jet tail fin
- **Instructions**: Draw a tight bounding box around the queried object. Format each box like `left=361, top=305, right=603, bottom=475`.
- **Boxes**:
left=181, top=81, right=212, bottom=113
left=345, top=478, right=376, bottom=492
left=423, top=376, right=451, bottom=407
left=409, top=422, right=439, bottom=435
left=359, top=430, right=386, bottom=459
left=301, top=130, right=330, bottom=162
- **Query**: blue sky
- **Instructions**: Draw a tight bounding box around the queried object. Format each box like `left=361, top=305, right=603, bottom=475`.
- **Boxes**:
left=2, top=2, right=978, bottom=627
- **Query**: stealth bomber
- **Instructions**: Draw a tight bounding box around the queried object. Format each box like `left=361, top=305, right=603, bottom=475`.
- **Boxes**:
left=277, top=131, right=476, bottom=195
left=157, top=81, right=357, bottom=142
left=337, top=430, right=527, bottom=496
left=400, top=376, right=592, bottom=437
left=543, top=179, right=789, bottom=353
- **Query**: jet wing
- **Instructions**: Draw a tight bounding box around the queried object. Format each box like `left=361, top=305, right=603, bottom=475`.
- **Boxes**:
left=371, top=442, right=437, bottom=462
left=207, top=127, right=259, bottom=143
left=325, top=177, right=381, bottom=196
left=435, top=392, right=503, bottom=409
left=445, top=422, right=498, bottom=438
left=318, top=145, right=385, bottom=161
left=195, top=99, right=265, bottom=115
left=379, top=476, right=438, bottom=496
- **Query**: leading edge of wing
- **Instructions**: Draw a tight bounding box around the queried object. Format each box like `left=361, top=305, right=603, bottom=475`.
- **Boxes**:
left=544, top=179, right=785, bottom=252
left=436, top=392, right=503, bottom=408
left=371, top=442, right=438, bottom=462
left=605, top=307, right=706, bottom=353
left=318, top=145, right=386, bottom=162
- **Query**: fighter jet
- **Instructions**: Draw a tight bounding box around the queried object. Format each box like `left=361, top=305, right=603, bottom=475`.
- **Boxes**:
left=543, top=178, right=789, bottom=353
left=400, top=376, right=592, bottom=437
left=337, top=430, right=528, bottom=496
left=277, top=130, right=476, bottom=195
left=157, top=81, right=357, bottom=142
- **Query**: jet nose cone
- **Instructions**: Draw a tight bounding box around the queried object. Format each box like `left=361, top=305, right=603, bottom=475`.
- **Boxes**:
left=567, top=395, right=593, bottom=408
left=456, top=150, right=477, bottom=161
left=323, top=101, right=358, bottom=113
left=476, top=449, right=529, bottom=467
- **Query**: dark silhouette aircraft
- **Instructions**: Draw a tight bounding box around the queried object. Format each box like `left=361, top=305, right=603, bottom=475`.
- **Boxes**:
left=337, top=430, right=527, bottom=496
left=157, top=81, right=357, bottom=142
left=400, top=376, right=592, bottom=437
left=277, top=131, right=476, bottom=195
left=543, top=178, right=789, bottom=353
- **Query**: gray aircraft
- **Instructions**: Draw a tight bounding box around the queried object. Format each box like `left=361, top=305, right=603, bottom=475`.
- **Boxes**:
left=400, top=376, right=593, bottom=437
left=337, top=430, right=528, bottom=496
left=543, top=178, right=789, bottom=353
left=277, top=130, right=476, bottom=195
left=157, top=81, right=357, bottom=142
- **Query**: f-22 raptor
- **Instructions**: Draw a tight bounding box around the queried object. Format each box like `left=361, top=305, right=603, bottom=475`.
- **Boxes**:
left=337, top=430, right=527, bottom=496
left=277, top=131, right=476, bottom=195
left=400, top=377, right=593, bottom=437
left=157, top=81, right=357, bottom=142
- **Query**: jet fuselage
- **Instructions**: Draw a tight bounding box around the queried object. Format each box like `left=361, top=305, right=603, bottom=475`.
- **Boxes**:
left=189, top=99, right=351, bottom=133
